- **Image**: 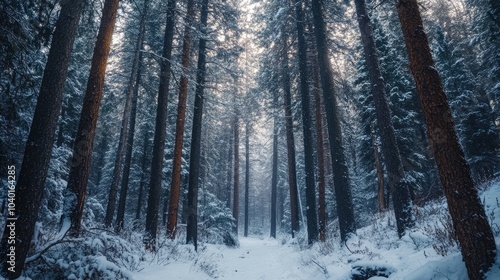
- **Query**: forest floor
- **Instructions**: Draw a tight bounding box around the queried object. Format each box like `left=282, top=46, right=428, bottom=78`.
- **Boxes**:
left=133, top=179, right=500, bottom=280
left=133, top=237, right=325, bottom=280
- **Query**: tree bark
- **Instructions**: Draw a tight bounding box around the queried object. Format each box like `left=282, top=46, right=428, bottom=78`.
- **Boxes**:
left=371, top=122, right=385, bottom=212
left=270, top=91, right=279, bottom=239
left=144, top=0, right=176, bottom=248
left=135, top=131, right=150, bottom=222
left=312, top=62, right=327, bottom=242
left=295, top=1, right=318, bottom=244
left=311, top=0, right=356, bottom=242
left=354, top=0, right=413, bottom=237
left=166, top=0, right=195, bottom=239
left=63, top=0, right=120, bottom=237
left=186, top=0, right=209, bottom=250
left=0, top=0, right=85, bottom=277
left=244, top=122, right=250, bottom=237
left=281, top=31, right=300, bottom=238
left=396, top=1, right=496, bottom=278
left=116, top=48, right=146, bottom=231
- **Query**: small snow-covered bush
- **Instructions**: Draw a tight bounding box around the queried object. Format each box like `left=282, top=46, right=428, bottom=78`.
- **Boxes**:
left=25, top=231, right=141, bottom=279
left=198, top=190, right=239, bottom=247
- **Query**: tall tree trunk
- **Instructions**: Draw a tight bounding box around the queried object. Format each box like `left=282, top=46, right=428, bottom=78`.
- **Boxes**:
left=63, top=0, right=120, bottom=237
left=166, top=0, right=195, bottom=239
left=106, top=0, right=149, bottom=229
left=371, top=122, right=385, bottom=212
left=0, top=0, right=85, bottom=277
left=232, top=112, right=240, bottom=234
left=135, top=131, right=150, bottom=222
left=186, top=0, right=209, bottom=251
left=311, top=0, right=356, bottom=242
left=226, top=127, right=233, bottom=209
left=281, top=32, right=300, bottom=237
left=295, top=1, right=318, bottom=244
left=396, top=1, right=496, bottom=278
left=116, top=49, right=146, bottom=231
left=244, top=122, right=250, bottom=237
left=144, top=0, right=176, bottom=248
left=312, top=63, right=327, bottom=242
left=354, top=0, right=413, bottom=237
left=270, top=90, right=279, bottom=239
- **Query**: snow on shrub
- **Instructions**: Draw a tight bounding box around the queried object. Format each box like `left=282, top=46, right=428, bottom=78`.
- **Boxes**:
left=24, top=231, right=141, bottom=279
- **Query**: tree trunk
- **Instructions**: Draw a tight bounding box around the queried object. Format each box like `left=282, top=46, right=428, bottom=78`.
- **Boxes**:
left=226, top=127, right=233, bottom=209
left=144, top=0, right=176, bottom=248
left=371, top=122, right=385, bottom=212
left=106, top=0, right=149, bottom=229
left=0, top=0, right=85, bottom=277
left=312, top=62, right=327, bottom=242
left=186, top=0, right=209, bottom=250
left=244, top=122, right=250, bottom=237
left=116, top=46, right=146, bottom=232
left=63, top=0, right=120, bottom=237
left=166, top=0, right=195, bottom=239
left=135, top=131, right=150, bottom=222
left=396, top=1, right=496, bottom=278
left=281, top=32, right=300, bottom=237
left=270, top=90, right=279, bottom=239
left=232, top=112, right=240, bottom=234
left=295, top=1, right=318, bottom=244
left=354, top=0, right=413, bottom=237
left=311, top=0, right=356, bottom=242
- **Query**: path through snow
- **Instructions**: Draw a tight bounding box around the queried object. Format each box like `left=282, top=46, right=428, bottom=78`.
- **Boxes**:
left=133, top=237, right=328, bottom=280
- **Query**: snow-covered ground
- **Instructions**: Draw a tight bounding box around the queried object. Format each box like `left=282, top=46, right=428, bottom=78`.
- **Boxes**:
left=133, top=180, right=500, bottom=280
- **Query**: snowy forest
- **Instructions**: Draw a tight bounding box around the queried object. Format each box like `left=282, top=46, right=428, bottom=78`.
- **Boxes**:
left=1, top=0, right=500, bottom=279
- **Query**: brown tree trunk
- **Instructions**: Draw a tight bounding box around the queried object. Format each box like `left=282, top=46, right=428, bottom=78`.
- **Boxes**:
left=354, top=0, right=413, bottom=237
left=0, top=0, right=85, bottom=277
left=232, top=112, right=240, bottom=234
left=371, top=123, right=385, bottom=212
left=311, top=0, right=356, bottom=242
left=186, top=0, right=209, bottom=250
left=396, top=1, right=496, bottom=278
left=144, top=0, right=176, bottom=248
left=281, top=32, right=300, bottom=237
left=166, top=0, right=195, bottom=239
left=295, top=1, right=318, bottom=244
left=63, top=0, right=120, bottom=237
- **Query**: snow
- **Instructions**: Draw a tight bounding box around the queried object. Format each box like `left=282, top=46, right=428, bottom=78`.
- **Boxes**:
left=131, top=179, right=500, bottom=280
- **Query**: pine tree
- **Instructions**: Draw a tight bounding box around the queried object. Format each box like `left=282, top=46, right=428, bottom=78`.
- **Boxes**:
left=396, top=1, right=496, bottom=278
left=166, top=0, right=196, bottom=239
left=63, top=0, right=120, bottom=236
left=354, top=0, right=413, bottom=237
left=144, top=0, right=176, bottom=248
left=311, top=0, right=356, bottom=241
left=0, top=0, right=86, bottom=277
left=295, top=0, right=319, bottom=244
left=186, top=0, right=209, bottom=250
